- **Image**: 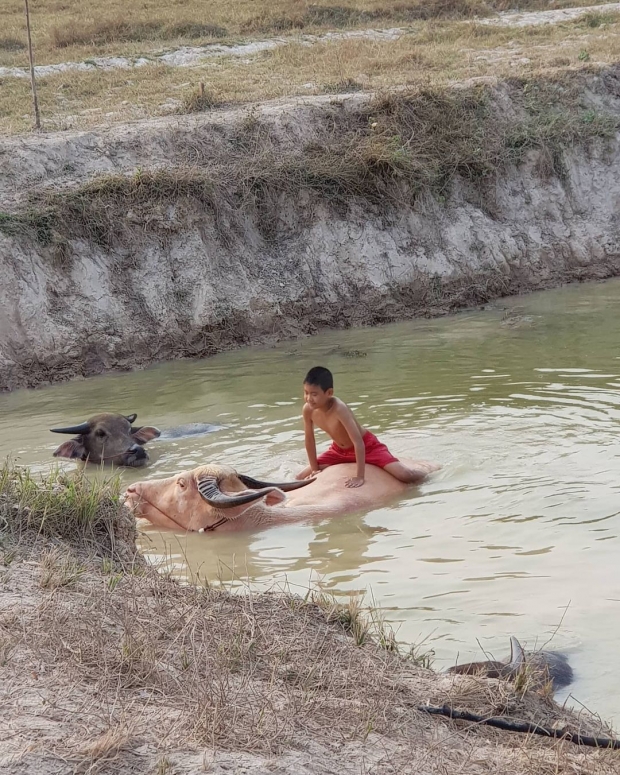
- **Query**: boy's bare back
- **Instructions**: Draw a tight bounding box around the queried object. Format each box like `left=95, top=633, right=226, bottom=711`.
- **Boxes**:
left=303, top=397, right=366, bottom=449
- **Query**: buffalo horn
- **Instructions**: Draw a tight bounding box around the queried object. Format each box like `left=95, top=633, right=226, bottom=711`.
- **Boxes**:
left=50, top=421, right=91, bottom=435
left=197, top=476, right=276, bottom=509
left=238, top=474, right=315, bottom=492
left=125, top=413, right=138, bottom=424
left=507, top=637, right=526, bottom=670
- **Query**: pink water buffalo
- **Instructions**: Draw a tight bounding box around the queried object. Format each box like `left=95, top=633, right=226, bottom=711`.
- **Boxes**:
left=124, top=458, right=440, bottom=533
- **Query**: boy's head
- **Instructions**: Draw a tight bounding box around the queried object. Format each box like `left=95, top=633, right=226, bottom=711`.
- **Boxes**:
left=303, top=366, right=334, bottom=408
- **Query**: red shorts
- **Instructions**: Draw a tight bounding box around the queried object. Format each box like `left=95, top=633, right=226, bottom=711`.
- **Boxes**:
left=316, top=431, right=399, bottom=469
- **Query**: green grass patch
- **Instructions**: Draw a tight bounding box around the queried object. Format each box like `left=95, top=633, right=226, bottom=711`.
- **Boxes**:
left=0, top=462, right=127, bottom=557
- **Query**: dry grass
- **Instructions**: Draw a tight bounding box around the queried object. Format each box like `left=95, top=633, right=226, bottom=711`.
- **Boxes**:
left=2, top=555, right=435, bottom=755
left=51, top=20, right=228, bottom=49
left=2, top=72, right=616, bottom=252
left=39, top=546, right=86, bottom=588
left=1, top=550, right=618, bottom=772
left=0, top=36, right=25, bottom=52
left=177, top=82, right=220, bottom=113
left=2, top=0, right=615, bottom=70
left=3, top=8, right=620, bottom=134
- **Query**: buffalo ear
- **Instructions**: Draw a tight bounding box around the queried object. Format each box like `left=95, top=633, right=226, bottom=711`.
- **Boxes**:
left=53, top=439, right=87, bottom=460
left=131, top=426, right=161, bottom=444
left=264, top=489, right=286, bottom=507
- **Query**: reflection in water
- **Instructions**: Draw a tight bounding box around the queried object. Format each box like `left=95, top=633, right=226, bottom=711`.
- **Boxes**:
left=1, top=279, right=620, bottom=722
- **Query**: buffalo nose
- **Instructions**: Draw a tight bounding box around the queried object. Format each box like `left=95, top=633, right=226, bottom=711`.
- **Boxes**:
left=129, top=444, right=147, bottom=458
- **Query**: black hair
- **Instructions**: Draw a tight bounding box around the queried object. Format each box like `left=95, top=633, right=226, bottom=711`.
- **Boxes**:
left=304, top=366, right=333, bottom=391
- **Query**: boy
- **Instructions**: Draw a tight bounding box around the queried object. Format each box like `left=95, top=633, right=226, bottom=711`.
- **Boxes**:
left=296, top=366, right=429, bottom=488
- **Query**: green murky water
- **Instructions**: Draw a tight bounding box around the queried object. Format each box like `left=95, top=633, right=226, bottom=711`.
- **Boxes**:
left=2, top=278, right=619, bottom=723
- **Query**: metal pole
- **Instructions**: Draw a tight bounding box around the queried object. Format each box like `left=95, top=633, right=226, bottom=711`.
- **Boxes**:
left=24, top=0, right=41, bottom=130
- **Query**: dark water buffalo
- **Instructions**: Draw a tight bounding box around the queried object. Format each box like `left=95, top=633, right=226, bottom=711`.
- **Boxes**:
left=51, top=413, right=162, bottom=468
left=446, top=636, right=573, bottom=693
left=158, top=423, right=225, bottom=440
left=51, top=413, right=225, bottom=467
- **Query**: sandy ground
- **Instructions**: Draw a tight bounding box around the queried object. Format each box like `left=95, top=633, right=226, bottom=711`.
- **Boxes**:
left=1, top=533, right=619, bottom=775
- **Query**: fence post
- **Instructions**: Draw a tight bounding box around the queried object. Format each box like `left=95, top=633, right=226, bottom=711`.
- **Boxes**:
left=24, top=0, right=41, bottom=130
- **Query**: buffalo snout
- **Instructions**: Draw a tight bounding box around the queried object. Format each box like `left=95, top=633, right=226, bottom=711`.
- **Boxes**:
left=123, top=483, right=142, bottom=509
left=120, top=444, right=149, bottom=468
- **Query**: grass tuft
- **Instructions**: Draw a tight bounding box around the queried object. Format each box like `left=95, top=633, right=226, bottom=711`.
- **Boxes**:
left=321, top=77, right=365, bottom=93
left=242, top=0, right=525, bottom=34
left=177, top=82, right=220, bottom=113
left=579, top=10, right=620, bottom=27
left=0, top=211, right=55, bottom=245
left=309, top=589, right=435, bottom=662
left=0, top=462, right=130, bottom=560
left=0, top=36, right=25, bottom=52
left=39, top=546, right=86, bottom=588
left=51, top=20, right=227, bottom=49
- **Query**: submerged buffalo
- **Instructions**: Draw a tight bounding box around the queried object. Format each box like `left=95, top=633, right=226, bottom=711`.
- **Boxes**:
left=51, top=413, right=161, bottom=467
left=51, top=413, right=225, bottom=467
left=446, top=636, right=573, bottom=693
left=124, top=458, right=440, bottom=532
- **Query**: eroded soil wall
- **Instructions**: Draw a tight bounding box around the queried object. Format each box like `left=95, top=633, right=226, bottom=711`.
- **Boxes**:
left=2, top=69, right=620, bottom=390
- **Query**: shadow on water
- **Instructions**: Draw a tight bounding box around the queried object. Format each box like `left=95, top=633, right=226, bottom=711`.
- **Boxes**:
left=1, top=278, right=620, bottom=722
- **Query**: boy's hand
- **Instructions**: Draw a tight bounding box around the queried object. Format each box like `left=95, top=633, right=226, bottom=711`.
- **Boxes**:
left=306, top=470, right=321, bottom=479
left=345, top=476, right=365, bottom=488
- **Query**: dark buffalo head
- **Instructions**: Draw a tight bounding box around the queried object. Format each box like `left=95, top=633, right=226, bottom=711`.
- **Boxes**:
left=51, top=413, right=161, bottom=467
left=446, top=636, right=573, bottom=693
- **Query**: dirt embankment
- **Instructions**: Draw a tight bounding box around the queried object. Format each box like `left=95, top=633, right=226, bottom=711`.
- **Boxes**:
left=1, top=467, right=618, bottom=775
left=1, top=67, right=620, bottom=391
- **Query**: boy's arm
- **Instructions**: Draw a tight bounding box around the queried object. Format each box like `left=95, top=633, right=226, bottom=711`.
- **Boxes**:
left=336, top=404, right=366, bottom=487
left=303, top=404, right=320, bottom=474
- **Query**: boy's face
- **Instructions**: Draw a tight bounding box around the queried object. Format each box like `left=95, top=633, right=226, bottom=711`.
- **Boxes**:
left=304, top=382, right=333, bottom=410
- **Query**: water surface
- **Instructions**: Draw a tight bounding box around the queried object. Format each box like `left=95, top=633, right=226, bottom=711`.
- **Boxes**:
left=2, top=279, right=619, bottom=723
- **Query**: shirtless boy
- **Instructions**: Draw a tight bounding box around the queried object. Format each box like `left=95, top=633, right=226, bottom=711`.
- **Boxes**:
left=296, top=366, right=429, bottom=488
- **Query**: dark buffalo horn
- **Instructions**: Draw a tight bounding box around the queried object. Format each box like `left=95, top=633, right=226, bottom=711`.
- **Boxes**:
left=238, top=474, right=315, bottom=492
left=197, top=476, right=275, bottom=509
left=125, top=413, right=138, bottom=424
left=50, top=421, right=91, bottom=435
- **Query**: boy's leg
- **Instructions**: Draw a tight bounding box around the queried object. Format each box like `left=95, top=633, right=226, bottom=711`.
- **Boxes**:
left=383, top=460, right=435, bottom=484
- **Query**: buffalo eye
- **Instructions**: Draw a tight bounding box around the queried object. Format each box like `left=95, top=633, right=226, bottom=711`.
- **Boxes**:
left=95, top=429, right=106, bottom=438
left=177, top=478, right=187, bottom=489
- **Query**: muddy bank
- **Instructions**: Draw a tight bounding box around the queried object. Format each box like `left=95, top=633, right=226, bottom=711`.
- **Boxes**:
left=1, top=467, right=618, bottom=774
left=1, top=68, right=620, bottom=391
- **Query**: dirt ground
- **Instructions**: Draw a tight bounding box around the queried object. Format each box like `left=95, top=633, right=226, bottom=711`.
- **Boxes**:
left=1, top=494, right=619, bottom=775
